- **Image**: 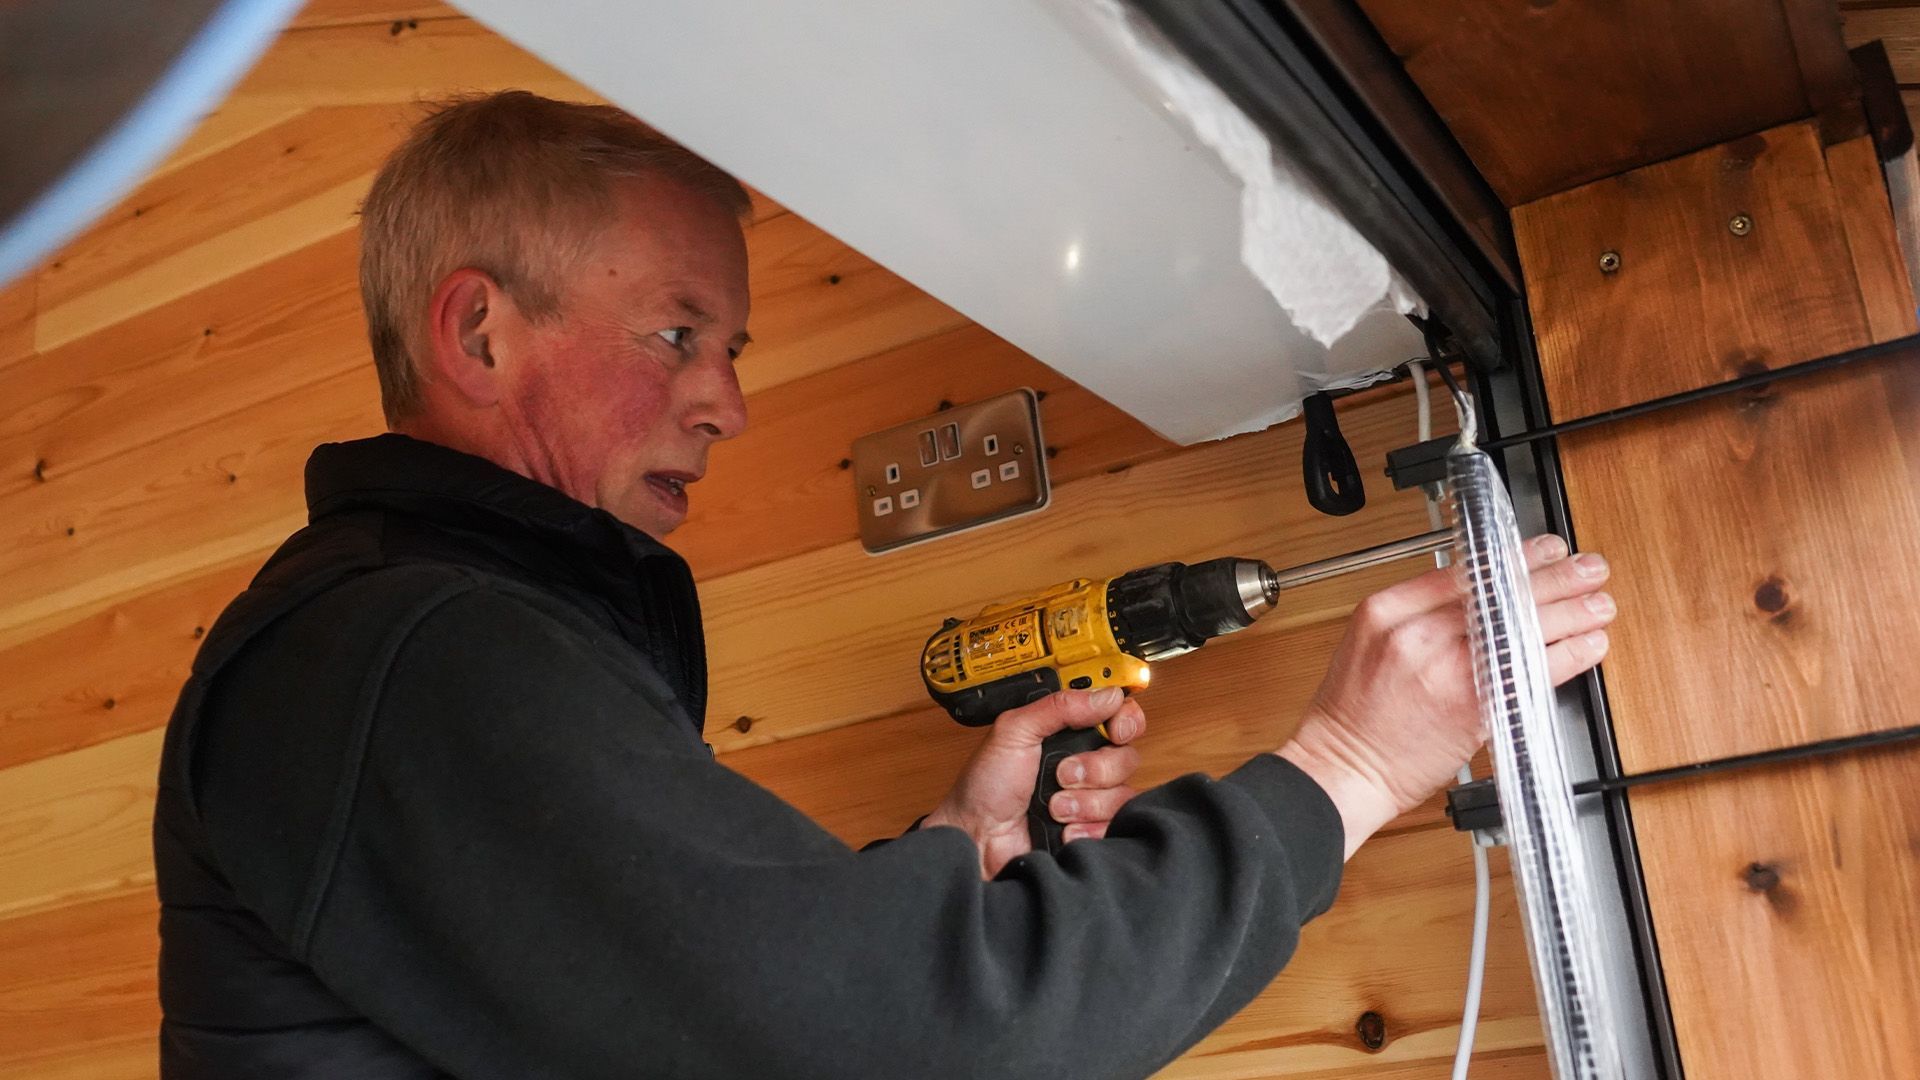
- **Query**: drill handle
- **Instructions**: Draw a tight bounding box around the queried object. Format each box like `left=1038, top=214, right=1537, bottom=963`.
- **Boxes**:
left=1030, top=725, right=1113, bottom=855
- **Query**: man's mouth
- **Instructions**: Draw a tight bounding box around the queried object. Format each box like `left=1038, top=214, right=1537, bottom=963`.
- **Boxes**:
left=644, top=471, right=699, bottom=513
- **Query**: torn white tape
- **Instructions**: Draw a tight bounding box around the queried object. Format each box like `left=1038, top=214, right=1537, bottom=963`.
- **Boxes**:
left=1065, top=0, right=1419, bottom=347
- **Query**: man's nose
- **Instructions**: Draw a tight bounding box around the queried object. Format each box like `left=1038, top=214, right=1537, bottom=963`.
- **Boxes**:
left=682, top=353, right=749, bottom=441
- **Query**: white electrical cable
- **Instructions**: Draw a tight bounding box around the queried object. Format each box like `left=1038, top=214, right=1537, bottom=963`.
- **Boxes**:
left=1410, top=359, right=1490, bottom=1080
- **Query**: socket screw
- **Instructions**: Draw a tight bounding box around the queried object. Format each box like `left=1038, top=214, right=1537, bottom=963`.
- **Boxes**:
left=1598, top=250, right=1622, bottom=274
left=1729, top=213, right=1753, bottom=236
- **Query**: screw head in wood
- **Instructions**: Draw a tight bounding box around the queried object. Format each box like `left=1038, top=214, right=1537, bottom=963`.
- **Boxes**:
left=1598, top=250, right=1622, bottom=274
left=1729, top=213, right=1753, bottom=236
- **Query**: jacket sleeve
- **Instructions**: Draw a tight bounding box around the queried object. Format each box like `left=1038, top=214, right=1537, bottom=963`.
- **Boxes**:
left=196, top=574, right=1345, bottom=1080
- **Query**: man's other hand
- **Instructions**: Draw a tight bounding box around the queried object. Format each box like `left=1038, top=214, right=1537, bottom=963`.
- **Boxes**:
left=1280, top=534, right=1615, bottom=859
left=923, top=688, right=1147, bottom=879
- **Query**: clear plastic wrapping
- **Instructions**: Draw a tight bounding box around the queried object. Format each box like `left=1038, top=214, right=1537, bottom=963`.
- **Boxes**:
left=1447, top=445, right=1622, bottom=1080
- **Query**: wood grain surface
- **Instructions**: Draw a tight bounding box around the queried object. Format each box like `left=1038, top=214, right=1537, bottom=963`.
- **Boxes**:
left=1520, top=63, right=1920, bottom=1080
left=0, top=3, right=1534, bottom=1077
left=1629, top=753, right=1920, bottom=1080
left=1514, top=121, right=1892, bottom=419
left=1355, top=0, right=1849, bottom=206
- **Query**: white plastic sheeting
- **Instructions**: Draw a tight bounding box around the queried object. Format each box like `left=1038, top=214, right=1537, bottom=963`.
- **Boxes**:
left=454, top=0, right=1428, bottom=444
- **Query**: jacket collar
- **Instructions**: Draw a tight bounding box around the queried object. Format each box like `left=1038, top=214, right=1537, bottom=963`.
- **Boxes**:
left=305, top=433, right=686, bottom=577
left=303, top=434, right=709, bottom=729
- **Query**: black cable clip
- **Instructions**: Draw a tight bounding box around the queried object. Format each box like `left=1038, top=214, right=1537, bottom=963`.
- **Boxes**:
left=1301, top=391, right=1365, bottom=516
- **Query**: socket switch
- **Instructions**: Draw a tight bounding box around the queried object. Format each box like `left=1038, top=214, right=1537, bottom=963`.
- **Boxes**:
left=851, top=389, right=1049, bottom=553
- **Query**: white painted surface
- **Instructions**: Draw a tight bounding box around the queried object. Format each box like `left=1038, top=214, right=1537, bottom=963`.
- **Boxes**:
left=455, top=0, right=1427, bottom=443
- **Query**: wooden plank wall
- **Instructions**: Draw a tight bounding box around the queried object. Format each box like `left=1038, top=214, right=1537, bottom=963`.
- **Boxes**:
left=0, top=3, right=1548, bottom=1077
left=1510, top=94, right=1920, bottom=1080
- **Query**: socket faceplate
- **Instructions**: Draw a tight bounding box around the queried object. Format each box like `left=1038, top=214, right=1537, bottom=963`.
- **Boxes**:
left=851, top=389, right=1049, bottom=553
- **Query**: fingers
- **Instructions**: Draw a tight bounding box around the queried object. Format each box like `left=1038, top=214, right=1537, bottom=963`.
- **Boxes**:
left=1546, top=628, right=1610, bottom=686
left=1063, top=821, right=1111, bottom=843
left=1104, top=700, right=1146, bottom=744
left=1050, top=785, right=1138, bottom=826
left=1353, top=564, right=1461, bottom=628
left=1536, top=590, right=1616, bottom=645
left=1355, top=534, right=1571, bottom=628
left=1529, top=549, right=1609, bottom=606
left=1055, top=743, right=1140, bottom=789
left=997, top=687, right=1128, bottom=747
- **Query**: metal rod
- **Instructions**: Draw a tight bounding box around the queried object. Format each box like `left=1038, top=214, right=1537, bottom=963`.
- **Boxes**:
left=1571, top=722, right=1920, bottom=796
left=1272, top=529, right=1452, bottom=591
left=1482, top=330, right=1920, bottom=453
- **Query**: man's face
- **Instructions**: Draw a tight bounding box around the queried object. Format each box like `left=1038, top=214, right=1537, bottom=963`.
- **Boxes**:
left=493, top=176, right=751, bottom=537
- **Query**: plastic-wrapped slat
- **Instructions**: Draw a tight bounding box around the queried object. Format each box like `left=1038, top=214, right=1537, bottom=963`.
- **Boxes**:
left=1447, top=444, right=1622, bottom=1080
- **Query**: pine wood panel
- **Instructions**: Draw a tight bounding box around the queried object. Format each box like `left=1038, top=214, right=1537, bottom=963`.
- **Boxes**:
left=2, top=230, right=364, bottom=502
left=1355, top=0, right=1849, bottom=206
left=1827, top=134, right=1920, bottom=337
left=0, top=889, right=158, bottom=1078
left=0, top=555, right=261, bottom=773
left=225, top=17, right=589, bottom=108
left=1514, top=121, right=1895, bottom=419
left=1628, top=754, right=1920, bottom=1080
left=0, top=728, right=161, bottom=919
left=1170, top=1049, right=1548, bottom=1080
left=1523, top=99, right=1920, bottom=1077
left=0, top=366, right=376, bottom=641
left=288, top=0, right=463, bottom=29
left=704, top=387, right=1442, bottom=752
left=37, top=105, right=409, bottom=345
left=735, top=209, right=967, bottom=398
left=1173, top=832, right=1540, bottom=1078
left=1557, top=362, right=1920, bottom=772
left=1522, top=124, right=1920, bottom=769
left=0, top=277, right=34, bottom=371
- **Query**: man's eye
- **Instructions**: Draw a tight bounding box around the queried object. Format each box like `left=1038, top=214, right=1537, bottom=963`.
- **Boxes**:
left=656, top=327, right=692, bottom=349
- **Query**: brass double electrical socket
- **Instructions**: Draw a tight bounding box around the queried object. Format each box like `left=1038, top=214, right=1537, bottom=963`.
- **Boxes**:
left=850, top=389, right=1050, bottom=553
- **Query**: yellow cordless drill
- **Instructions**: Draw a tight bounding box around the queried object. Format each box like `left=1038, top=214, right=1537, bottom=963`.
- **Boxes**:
left=923, top=534, right=1451, bottom=853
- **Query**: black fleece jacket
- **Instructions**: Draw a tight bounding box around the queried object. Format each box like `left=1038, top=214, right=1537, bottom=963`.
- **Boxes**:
left=153, top=433, right=1346, bottom=1080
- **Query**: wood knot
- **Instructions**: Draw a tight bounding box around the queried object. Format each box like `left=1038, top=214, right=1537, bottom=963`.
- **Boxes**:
left=837, top=458, right=851, bottom=470
left=103, top=697, right=117, bottom=710
left=826, top=274, right=842, bottom=285
left=936, top=399, right=953, bottom=412
left=1753, top=576, right=1789, bottom=613
left=32, top=458, right=47, bottom=483
left=1742, top=860, right=1798, bottom=916
left=1355, top=1011, right=1387, bottom=1052
left=734, top=715, right=754, bottom=734
left=1046, top=446, right=1059, bottom=460
left=192, top=626, right=206, bottom=639
left=1753, top=575, right=1795, bottom=625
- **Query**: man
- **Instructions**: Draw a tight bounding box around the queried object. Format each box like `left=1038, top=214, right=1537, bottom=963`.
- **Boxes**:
left=154, top=92, right=1616, bottom=1079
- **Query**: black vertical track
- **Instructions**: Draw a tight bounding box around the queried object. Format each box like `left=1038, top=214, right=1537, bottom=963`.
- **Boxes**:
left=1498, top=298, right=1686, bottom=1080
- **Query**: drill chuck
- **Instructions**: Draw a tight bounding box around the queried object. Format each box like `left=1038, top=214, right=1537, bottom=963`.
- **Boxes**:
left=1106, top=557, right=1277, bottom=662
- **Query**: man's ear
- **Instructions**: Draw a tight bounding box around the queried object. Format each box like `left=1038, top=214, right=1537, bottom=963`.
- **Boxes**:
left=424, top=268, right=509, bottom=408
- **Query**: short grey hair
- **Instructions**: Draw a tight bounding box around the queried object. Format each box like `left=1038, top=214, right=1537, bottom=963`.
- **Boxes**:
left=358, top=90, right=751, bottom=422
